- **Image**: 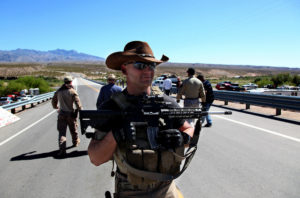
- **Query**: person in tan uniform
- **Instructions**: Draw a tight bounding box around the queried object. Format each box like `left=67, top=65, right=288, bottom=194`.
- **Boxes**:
left=176, top=68, right=206, bottom=125
left=52, top=76, right=82, bottom=157
left=88, top=41, right=194, bottom=198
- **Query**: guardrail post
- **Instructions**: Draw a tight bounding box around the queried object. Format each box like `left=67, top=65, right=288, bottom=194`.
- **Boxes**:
left=225, top=101, right=228, bottom=105
left=11, top=108, right=16, bottom=114
left=31, top=103, right=34, bottom=108
left=22, top=105, right=25, bottom=110
left=276, top=108, right=281, bottom=116
left=246, top=104, right=250, bottom=109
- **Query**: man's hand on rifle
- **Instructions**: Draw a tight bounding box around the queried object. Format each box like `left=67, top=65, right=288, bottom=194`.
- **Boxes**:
left=157, top=129, right=183, bottom=149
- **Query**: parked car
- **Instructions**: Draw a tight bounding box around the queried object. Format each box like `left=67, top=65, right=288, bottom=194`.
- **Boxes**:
left=7, top=94, right=17, bottom=101
left=264, top=84, right=275, bottom=89
left=152, top=79, right=164, bottom=89
left=16, top=95, right=33, bottom=101
left=216, top=81, right=245, bottom=91
left=0, top=97, right=13, bottom=106
left=157, top=74, right=180, bottom=86
left=155, top=77, right=164, bottom=81
left=170, top=83, right=178, bottom=94
left=160, top=74, right=168, bottom=78
left=152, top=80, right=178, bottom=93
left=242, top=83, right=258, bottom=90
left=168, top=75, right=179, bottom=83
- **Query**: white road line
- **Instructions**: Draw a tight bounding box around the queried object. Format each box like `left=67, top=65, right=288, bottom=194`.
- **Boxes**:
left=73, top=78, right=78, bottom=90
left=0, top=110, right=56, bottom=146
left=215, top=115, right=300, bottom=143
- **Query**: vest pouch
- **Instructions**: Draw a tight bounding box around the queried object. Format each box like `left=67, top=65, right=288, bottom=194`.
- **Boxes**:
left=126, top=149, right=159, bottom=190
left=143, top=150, right=158, bottom=171
left=159, top=146, right=185, bottom=175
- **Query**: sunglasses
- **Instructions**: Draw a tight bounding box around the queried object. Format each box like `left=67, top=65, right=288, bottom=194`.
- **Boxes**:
left=128, top=62, right=157, bottom=70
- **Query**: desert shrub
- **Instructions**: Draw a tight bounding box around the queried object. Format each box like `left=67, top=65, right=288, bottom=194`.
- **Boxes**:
left=1, top=81, right=26, bottom=95
left=0, top=81, right=7, bottom=96
left=0, top=76, right=54, bottom=96
left=15, top=76, right=53, bottom=93
left=291, top=74, right=300, bottom=86
left=271, top=73, right=293, bottom=87
left=256, top=78, right=273, bottom=88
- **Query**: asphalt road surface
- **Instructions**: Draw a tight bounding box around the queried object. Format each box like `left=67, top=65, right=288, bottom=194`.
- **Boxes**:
left=0, top=78, right=299, bottom=198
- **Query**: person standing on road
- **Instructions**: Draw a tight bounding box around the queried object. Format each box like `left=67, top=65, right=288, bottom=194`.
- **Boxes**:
left=88, top=41, right=194, bottom=198
left=176, top=68, right=206, bottom=125
left=162, top=76, right=172, bottom=96
left=197, top=73, right=214, bottom=127
left=96, top=74, right=122, bottom=110
left=52, top=76, right=82, bottom=157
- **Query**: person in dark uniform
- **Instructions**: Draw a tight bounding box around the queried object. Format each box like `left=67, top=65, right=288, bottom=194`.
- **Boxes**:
left=96, top=74, right=122, bottom=110
left=197, top=73, right=214, bottom=127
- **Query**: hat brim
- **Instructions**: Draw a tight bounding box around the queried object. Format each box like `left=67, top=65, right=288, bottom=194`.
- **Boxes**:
left=105, top=51, right=168, bottom=70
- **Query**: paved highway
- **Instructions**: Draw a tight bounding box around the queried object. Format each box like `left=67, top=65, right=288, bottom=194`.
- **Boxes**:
left=0, top=78, right=299, bottom=198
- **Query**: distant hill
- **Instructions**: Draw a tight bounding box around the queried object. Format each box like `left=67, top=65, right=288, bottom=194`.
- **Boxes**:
left=157, top=62, right=300, bottom=78
left=0, top=49, right=104, bottom=62
left=160, top=62, right=300, bottom=71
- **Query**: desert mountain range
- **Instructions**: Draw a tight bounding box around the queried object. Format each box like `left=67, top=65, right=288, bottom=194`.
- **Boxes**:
left=0, top=49, right=299, bottom=77
left=0, top=49, right=104, bottom=62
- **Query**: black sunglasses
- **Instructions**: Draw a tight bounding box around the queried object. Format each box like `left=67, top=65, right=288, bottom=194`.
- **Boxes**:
left=131, top=62, right=157, bottom=70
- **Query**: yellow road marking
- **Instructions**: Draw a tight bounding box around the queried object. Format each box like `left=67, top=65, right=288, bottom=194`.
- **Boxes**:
left=176, top=187, right=184, bottom=198
left=79, top=78, right=100, bottom=93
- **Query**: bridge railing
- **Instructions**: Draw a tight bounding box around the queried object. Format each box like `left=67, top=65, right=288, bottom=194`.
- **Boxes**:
left=214, top=90, right=300, bottom=115
left=2, top=91, right=55, bottom=114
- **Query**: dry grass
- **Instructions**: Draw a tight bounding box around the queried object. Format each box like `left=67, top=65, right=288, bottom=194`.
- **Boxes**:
left=1, top=62, right=299, bottom=84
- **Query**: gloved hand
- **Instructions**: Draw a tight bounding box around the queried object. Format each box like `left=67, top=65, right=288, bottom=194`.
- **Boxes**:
left=111, top=121, right=137, bottom=145
left=157, top=129, right=183, bottom=149
left=176, top=99, right=180, bottom=103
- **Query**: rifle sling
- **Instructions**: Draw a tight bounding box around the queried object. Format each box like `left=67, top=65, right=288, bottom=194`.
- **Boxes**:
left=120, top=147, right=197, bottom=182
left=111, top=92, right=135, bottom=111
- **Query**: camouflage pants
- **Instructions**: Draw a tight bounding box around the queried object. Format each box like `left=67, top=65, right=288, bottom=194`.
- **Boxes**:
left=183, top=98, right=200, bottom=126
left=57, top=114, right=79, bottom=151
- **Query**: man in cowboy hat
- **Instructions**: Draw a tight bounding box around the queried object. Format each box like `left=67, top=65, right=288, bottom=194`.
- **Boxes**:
left=96, top=73, right=122, bottom=110
left=88, top=41, right=194, bottom=198
left=52, top=76, right=82, bottom=157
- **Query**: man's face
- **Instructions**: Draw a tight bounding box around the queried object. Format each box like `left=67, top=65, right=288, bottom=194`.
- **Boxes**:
left=107, top=78, right=115, bottom=84
left=123, top=61, right=155, bottom=89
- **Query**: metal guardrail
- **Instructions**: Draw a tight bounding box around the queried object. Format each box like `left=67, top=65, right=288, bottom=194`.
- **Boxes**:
left=2, top=91, right=55, bottom=114
left=86, top=79, right=106, bottom=86
left=214, top=90, right=300, bottom=115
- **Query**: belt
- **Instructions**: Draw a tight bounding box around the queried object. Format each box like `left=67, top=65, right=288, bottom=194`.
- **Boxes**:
left=59, top=110, right=73, bottom=115
left=184, top=98, right=199, bottom=100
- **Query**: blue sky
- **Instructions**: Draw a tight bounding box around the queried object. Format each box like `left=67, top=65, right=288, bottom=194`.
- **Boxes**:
left=0, top=0, right=299, bottom=68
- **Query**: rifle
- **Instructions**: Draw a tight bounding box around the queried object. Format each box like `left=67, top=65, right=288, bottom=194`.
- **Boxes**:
left=79, top=95, right=232, bottom=149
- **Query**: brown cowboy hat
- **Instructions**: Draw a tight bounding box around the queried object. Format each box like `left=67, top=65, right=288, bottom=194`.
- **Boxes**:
left=105, top=41, right=169, bottom=70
